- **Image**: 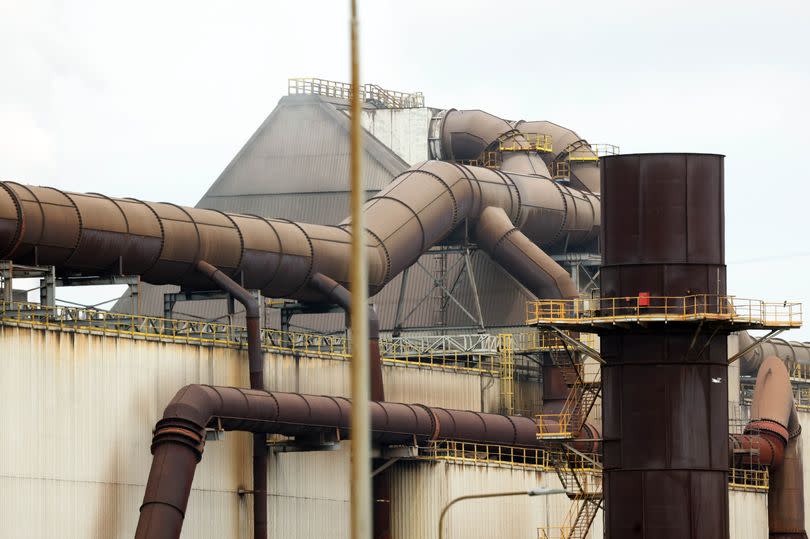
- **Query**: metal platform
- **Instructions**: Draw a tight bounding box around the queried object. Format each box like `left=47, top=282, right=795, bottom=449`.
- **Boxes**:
left=526, top=294, right=802, bottom=333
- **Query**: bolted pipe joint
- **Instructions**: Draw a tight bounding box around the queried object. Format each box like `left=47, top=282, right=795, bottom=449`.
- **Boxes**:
left=150, top=418, right=206, bottom=462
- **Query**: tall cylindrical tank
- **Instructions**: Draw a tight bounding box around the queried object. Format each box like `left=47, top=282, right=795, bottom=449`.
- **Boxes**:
left=599, top=153, right=729, bottom=538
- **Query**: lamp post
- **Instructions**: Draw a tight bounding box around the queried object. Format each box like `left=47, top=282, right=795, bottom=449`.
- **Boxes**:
left=437, top=487, right=568, bottom=539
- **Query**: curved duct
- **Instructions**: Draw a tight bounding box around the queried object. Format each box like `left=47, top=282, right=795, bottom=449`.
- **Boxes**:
left=0, top=161, right=596, bottom=301
left=135, top=384, right=600, bottom=539
left=474, top=206, right=578, bottom=299
left=738, top=331, right=810, bottom=377
left=730, top=356, right=807, bottom=538
left=429, top=110, right=601, bottom=192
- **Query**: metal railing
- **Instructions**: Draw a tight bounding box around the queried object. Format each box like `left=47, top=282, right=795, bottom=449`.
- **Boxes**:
left=526, top=295, right=802, bottom=328
left=456, top=150, right=500, bottom=169
left=0, top=301, right=351, bottom=357
left=728, top=468, right=769, bottom=492
left=791, top=363, right=810, bottom=381
left=552, top=161, right=570, bottom=179
left=566, top=143, right=620, bottom=161
left=419, top=440, right=551, bottom=470
left=288, top=77, right=424, bottom=108
left=0, top=300, right=603, bottom=374
left=380, top=333, right=500, bottom=374
left=499, top=133, right=553, bottom=153
left=0, top=302, right=519, bottom=373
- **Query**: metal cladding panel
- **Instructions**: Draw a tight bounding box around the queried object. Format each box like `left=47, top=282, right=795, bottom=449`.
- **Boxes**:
left=360, top=107, right=433, bottom=165
left=0, top=324, right=510, bottom=537
left=601, top=330, right=729, bottom=539
left=604, top=470, right=728, bottom=538
left=267, top=444, right=350, bottom=538
left=0, top=325, right=253, bottom=538
left=797, top=410, right=810, bottom=530
left=601, top=153, right=725, bottom=266
left=729, top=491, right=769, bottom=539
left=389, top=460, right=584, bottom=539
left=601, top=333, right=729, bottom=472
left=202, top=94, right=406, bottom=199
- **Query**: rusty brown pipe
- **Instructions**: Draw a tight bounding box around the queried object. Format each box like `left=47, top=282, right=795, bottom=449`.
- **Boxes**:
left=738, top=331, right=810, bottom=377
left=474, top=206, right=577, bottom=299
left=195, top=260, right=266, bottom=539
left=0, top=161, right=598, bottom=303
left=729, top=356, right=807, bottom=538
left=135, top=384, right=597, bottom=538
left=309, top=272, right=384, bottom=401
left=429, top=109, right=601, bottom=192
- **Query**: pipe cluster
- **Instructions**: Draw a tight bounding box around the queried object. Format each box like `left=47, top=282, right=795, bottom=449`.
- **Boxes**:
left=135, top=384, right=598, bottom=538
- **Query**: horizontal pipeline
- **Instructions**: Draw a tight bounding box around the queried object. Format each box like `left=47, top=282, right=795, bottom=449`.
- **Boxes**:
left=0, top=160, right=598, bottom=301
left=135, top=384, right=598, bottom=538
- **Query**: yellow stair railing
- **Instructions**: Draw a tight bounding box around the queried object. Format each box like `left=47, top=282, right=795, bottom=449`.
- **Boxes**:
left=537, top=357, right=601, bottom=439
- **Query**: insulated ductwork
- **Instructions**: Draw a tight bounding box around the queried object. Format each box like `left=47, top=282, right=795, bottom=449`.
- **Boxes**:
left=0, top=161, right=596, bottom=301
left=730, top=356, right=807, bottom=538
left=135, top=384, right=599, bottom=539
left=475, top=206, right=578, bottom=299
left=428, top=110, right=601, bottom=192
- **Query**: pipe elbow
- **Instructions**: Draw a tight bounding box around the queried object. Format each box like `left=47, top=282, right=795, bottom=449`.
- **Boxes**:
left=475, top=206, right=577, bottom=299
left=195, top=260, right=259, bottom=319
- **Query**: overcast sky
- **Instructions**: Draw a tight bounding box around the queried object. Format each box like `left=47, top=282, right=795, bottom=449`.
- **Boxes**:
left=2, top=0, right=810, bottom=337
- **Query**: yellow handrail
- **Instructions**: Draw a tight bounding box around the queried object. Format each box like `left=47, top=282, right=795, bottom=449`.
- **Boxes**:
left=526, top=295, right=802, bottom=328
left=499, top=133, right=553, bottom=153
left=728, top=468, right=769, bottom=492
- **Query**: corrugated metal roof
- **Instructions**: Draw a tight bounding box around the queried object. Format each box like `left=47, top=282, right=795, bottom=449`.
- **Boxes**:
left=202, top=94, right=407, bottom=199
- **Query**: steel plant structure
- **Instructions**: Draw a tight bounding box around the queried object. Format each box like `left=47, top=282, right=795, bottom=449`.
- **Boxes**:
left=0, top=78, right=808, bottom=538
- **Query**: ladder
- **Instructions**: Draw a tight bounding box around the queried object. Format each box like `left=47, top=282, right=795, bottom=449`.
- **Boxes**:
left=540, top=449, right=603, bottom=539
left=497, top=334, right=515, bottom=415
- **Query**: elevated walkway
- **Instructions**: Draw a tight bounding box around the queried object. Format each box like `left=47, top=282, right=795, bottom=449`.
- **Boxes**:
left=526, top=295, right=802, bottom=332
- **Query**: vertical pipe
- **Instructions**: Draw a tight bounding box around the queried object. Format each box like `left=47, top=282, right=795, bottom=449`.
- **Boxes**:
left=195, top=260, right=266, bottom=539
left=349, top=2, right=371, bottom=538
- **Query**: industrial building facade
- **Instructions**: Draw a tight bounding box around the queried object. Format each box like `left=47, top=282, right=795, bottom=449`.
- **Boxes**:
left=0, top=78, right=807, bottom=538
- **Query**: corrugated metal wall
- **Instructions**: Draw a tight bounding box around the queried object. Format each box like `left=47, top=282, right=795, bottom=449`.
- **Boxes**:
left=361, top=107, right=434, bottom=164
left=0, top=325, right=785, bottom=537
left=729, top=491, right=769, bottom=538
left=390, top=460, right=590, bottom=539
left=0, top=325, right=508, bottom=537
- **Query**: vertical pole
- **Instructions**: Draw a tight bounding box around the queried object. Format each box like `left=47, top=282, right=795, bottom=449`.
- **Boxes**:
left=349, top=2, right=371, bottom=539
left=463, top=248, right=485, bottom=330
left=392, top=266, right=410, bottom=335
left=40, top=266, right=56, bottom=307
left=1, top=261, right=12, bottom=302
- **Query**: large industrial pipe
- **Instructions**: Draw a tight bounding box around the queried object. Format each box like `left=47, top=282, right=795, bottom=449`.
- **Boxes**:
left=738, top=331, right=810, bottom=377
left=134, top=384, right=598, bottom=539
left=195, top=260, right=267, bottom=539
left=730, top=356, right=807, bottom=538
left=474, top=206, right=578, bottom=299
left=0, top=161, right=596, bottom=303
left=429, top=110, right=601, bottom=192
